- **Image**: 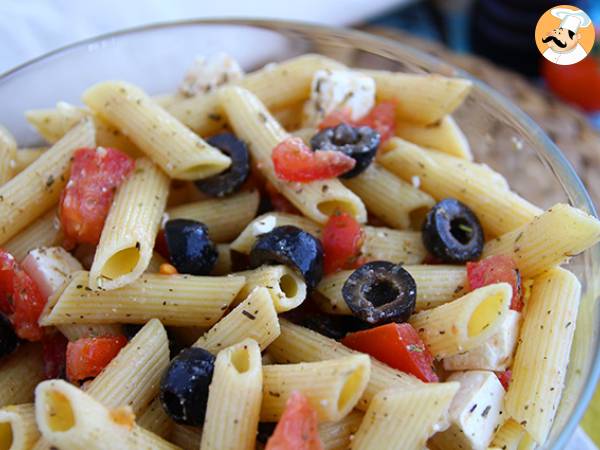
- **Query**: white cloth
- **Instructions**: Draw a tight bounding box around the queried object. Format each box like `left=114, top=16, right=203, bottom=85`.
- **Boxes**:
left=551, top=7, right=592, bottom=33
left=543, top=44, right=588, bottom=65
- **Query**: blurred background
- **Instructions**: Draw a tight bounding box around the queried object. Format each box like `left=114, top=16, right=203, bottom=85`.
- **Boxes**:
left=2, top=0, right=599, bottom=447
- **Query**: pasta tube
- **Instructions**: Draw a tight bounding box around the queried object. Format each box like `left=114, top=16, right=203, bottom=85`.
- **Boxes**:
left=0, top=125, right=17, bottom=185
left=0, top=404, right=40, bottom=450
left=2, top=209, right=62, bottom=262
left=0, top=343, right=44, bottom=408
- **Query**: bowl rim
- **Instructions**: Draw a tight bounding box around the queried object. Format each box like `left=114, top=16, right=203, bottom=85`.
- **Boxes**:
left=1, top=17, right=598, bottom=447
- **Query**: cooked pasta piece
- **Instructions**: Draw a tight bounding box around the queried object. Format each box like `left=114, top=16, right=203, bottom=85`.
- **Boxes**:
left=212, top=244, right=232, bottom=276
left=40, top=271, right=245, bottom=327
left=35, top=380, right=178, bottom=450
left=166, top=190, right=260, bottom=243
left=379, top=138, right=542, bottom=236
left=235, top=265, right=306, bottom=312
left=83, top=81, right=231, bottom=180
left=315, top=265, right=466, bottom=315
left=505, top=268, right=581, bottom=444
left=58, top=324, right=124, bottom=341
left=0, top=343, right=44, bottom=408
left=170, top=424, right=202, bottom=450
left=200, top=339, right=262, bottom=450
left=0, top=125, right=17, bottom=185
left=136, top=397, right=173, bottom=439
left=219, top=85, right=366, bottom=224
left=0, top=119, right=95, bottom=245
left=318, top=411, right=364, bottom=450
left=363, top=70, right=472, bottom=125
left=89, top=158, right=169, bottom=290
left=490, top=419, right=527, bottom=450
left=395, top=116, right=472, bottom=160
left=482, top=203, right=600, bottom=278
left=268, top=320, right=422, bottom=411
left=349, top=383, right=459, bottom=450
left=13, top=147, right=48, bottom=174
left=2, top=209, right=62, bottom=262
left=409, top=283, right=512, bottom=359
left=193, top=287, right=280, bottom=353
left=341, top=163, right=435, bottom=229
left=272, top=102, right=305, bottom=130
left=166, top=54, right=344, bottom=135
left=0, top=404, right=40, bottom=450
left=261, top=355, right=370, bottom=422
left=145, top=252, right=168, bottom=273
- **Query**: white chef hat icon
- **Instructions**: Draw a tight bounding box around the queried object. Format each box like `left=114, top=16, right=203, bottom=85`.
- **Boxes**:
left=551, top=7, right=592, bottom=33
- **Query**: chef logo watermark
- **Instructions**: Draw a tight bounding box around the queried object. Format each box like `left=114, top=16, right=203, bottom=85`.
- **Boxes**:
left=535, top=5, right=595, bottom=66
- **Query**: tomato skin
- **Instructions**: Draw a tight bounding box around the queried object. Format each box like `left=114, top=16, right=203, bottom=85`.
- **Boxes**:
left=496, top=369, right=512, bottom=391
left=542, top=57, right=600, bottom=112
left=467, top=255, right=523, bottom=312
left=66, top=335, right=128, bottom=382
left=322, top=212, right=364, bottom=274
left=272, top=137, right=355, bottom=183
left=318, top=108, right=353, bottom=130
left=60, top=147, right=135, bottom=246
left=342, top=323, right=439, bottom=382
left=265, top=391, right=323, bottom=450
left=42, top=331, right=68, bottom=379
left=0, top=251, right=17, bottom=315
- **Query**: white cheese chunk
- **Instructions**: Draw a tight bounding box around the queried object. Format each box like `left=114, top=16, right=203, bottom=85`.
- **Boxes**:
left=252, top=215, right=277, bottom=237
left=302, top=69, right=375, bottom=127
left=431, top=371, right=505, bottom=450
left=443, top=310, right=521, bottom=372
left=179, top=52, right=244, bottom=96
left=22, top=247, right=82, bottom=300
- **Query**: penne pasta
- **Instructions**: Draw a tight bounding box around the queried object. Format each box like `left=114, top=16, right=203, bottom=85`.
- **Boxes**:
left=482, top=203, right=600, bottom=278
left=40, top=271, right=245, bottom=327
left=219, top=85, right=367, bottom=224
left=212, top=244, right=232, bottom=276
left=505, top=268, right=581, bottom=444
left=268, top=319, right=422, bottom=411
left=145, top=252, right=168, bottom=273
left=2, top=209, right=62, bottom=262
left=166, top=190, right=260, bottom=243
left=83, top=81, right=231, bottom=180
left=13, top=147, right=48, bottom=174
left=260, top=355, right=371, bottom=422
left=0, top=404, right=40, bottom=450
left=58, top=324, right=123, bottom=341
left=379, top=138, right=542, bottom=236
left=0, top=125, right=17, bottom=185
left=169, top=424, right=202, bottom=450
left=318, top=411, right=364, bottom=450
left=0, top=119, right=95, bottom=246
left=349, top=383, right=459, bottom=450
left=363, top=69, right=472, bottom=125
left=341, top=163, right=435, bottom=229
left=395, top=115, right=472, bottom=160
left=490, top=418, right=527, bottom=450
left=89, top=158, right=169, bottom=290
left=200, top=339, right=262, bottom=450
left=136, top=397, right=173, bottom=439
left=0, top=343, right=44, bottom=408
left=409, top=283, right=512, bottom=359
left=193, top=286, right=280, bottom=353
left=235, top=265, right=306, bottom=312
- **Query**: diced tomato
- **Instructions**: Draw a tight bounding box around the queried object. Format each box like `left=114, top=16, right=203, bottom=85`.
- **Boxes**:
left=265, top=391, right=323, bottom=450
left=272, top=137, right=355, bottom=183
left=342, top=323, right=439, bottom=382
left=496, top=369, right=512, bottom=391
left=317, top=108, right=353, bottom=130
left=66, top=335, right=128, bottom=382
left=265, top=182, right=301, bottom=215
left=42, top=331, right=68, bottom=379
left=60, top=147, right=135, bottom=246
left=0, top=249, right=46, bottom=341
left=356, top=101, right=397, bottom=143
left=322, top=212, right=364, bottom=274
left=467, top=255, right=523, bottom=312
left=154, top=230, right=170, bottom=260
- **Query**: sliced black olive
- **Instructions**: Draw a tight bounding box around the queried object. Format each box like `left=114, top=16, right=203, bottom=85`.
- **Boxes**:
left=194, top=132, right=250, bottom=197
left=310, top=123, right=380, bottom=178
left=0, top=314, right=19, bottom=359
left=342, top=261, right=416, bottom=325
left=164, top=219, right=218, bottom=275
left=256, top=422, right=277, bottom=444
left=160, top=347, right=215, bottom=426
left=249, top=225, right=323, bottom=290
left=422, top=198, right=484, bottom=263
left=295, top=313, right=370, bottom=340
left=122, top=324, right=143, bottom=340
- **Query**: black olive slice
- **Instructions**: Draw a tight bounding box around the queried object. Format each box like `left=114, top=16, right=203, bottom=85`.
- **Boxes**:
left=164, top=219, right=218, bottom=275
left=422, top=198, right=484, bottom=263
left=342, top=261, right=417, bottom=325
left=0, top=314, right=19, bottom=359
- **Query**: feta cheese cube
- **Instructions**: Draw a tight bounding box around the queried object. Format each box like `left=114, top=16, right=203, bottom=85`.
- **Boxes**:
left=302, top=69, right=375, bottom=127
left=431, top=371, right=505, bottom=450
left=22, top=247, right=82, bottom=300
left=252, top=215, right=277, bottom=237
left=443, top=310, right=521, bottom=372
left=180, top=52, right=244, bottom=96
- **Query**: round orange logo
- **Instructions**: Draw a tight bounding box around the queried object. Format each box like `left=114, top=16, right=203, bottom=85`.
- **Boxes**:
left=535, top=5, right=595, bottom=65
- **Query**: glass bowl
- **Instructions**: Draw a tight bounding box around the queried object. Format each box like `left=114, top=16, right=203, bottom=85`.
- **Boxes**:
left=0, top=19, right=597, bottom=448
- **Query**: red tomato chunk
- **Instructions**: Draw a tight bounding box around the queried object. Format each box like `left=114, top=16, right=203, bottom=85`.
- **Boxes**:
left=60, top=147, right=135, bottom=246
left=272, top=137, right=355, bottom=183
left=42, top=331, right=69, bottom=379
left=322, top=212, right=364, bottom=275
left=342, top=323, right=439, bottom=382
left=467, top=255, right=523, bottom=311
left=66, top=335, right=128, bottom=382
left=266, top=391, right=323, bottom=450
left=496, top=369, right=512, bottom=391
